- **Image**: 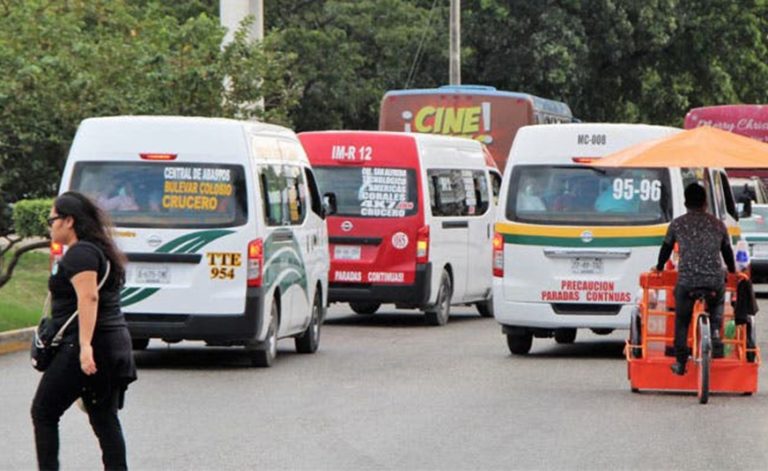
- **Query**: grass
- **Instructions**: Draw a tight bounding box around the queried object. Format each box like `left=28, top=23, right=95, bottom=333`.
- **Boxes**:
left=0, top=251, right=49, bottom=332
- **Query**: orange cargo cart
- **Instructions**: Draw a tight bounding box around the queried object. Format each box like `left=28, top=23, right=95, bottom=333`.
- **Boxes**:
left=626, top=270, right=760, bottom=402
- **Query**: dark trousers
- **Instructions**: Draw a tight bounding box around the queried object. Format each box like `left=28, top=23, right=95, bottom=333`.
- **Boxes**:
left=31, top=344, right=127, bottom=471
left=673, top=284, right=724, bottom=364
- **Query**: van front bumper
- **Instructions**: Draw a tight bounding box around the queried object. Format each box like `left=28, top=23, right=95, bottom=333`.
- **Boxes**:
left=125, top=287, right=264, bottom=344
left=328, top=263, right=431, bottom=307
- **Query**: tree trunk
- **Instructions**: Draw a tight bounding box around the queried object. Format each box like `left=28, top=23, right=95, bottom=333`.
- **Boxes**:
left=0, top=240, right=50, bottom=289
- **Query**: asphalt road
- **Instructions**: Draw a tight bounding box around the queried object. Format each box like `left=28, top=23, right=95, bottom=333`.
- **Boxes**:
left=2, top=299, right=767, bottom=470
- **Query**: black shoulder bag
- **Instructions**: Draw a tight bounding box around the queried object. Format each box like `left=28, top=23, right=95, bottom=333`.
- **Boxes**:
left=31, top=259, right=111, bottom=372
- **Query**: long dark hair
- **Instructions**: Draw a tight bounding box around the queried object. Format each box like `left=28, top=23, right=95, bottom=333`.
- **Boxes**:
left=54, top=191, right=126, bottom=285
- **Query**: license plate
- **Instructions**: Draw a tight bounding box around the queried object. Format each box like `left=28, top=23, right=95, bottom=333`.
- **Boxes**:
left=334, top=245, right=361, bottom=260
left=752, top=243, right=768, bottom=258
left=135, top=265, right=171, bottom=284
left=571, top=258, right=603, bottom=274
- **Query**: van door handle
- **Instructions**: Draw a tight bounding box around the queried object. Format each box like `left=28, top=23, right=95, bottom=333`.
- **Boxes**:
left=487, top=224, right=490, bottom=238
left=272, top=229, right=293, bottom=242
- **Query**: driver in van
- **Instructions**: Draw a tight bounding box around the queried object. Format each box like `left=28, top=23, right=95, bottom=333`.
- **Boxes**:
left=653, top=183, right=736, bottom=375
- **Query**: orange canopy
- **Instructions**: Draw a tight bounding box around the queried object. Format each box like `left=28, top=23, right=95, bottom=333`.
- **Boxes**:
left=595, top=126, right=768, bottom=168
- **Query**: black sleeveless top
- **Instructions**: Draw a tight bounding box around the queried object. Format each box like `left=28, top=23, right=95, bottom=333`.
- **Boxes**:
left=48, top=241, right=126, bottom=342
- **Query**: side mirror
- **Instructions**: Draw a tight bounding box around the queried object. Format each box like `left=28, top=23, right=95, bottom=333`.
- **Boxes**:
left=322, top=192, right=337, bottom=217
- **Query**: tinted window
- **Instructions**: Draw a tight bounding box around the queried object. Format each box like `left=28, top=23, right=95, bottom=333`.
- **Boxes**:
left=428, top=169, right=488, bottom=217
left=259, top=165, right=307, bottom=226
left=313, top=166, right=418, bottom=218
left=506, top=165, right=672, bottom=225
left=70, top=162, right=247, bottom=228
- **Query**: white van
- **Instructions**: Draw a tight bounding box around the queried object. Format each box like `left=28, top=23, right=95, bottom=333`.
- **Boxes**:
left=299, top=131, right=495, bottom=325
left=59, top=116, right=330, bottom=367
left=493, top=124, right=742, bottom=354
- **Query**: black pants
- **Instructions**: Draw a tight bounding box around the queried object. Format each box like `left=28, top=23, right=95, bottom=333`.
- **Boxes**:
left=673, top=284, right=724, bottom=364
left=31, top=344, right=127, bottom=471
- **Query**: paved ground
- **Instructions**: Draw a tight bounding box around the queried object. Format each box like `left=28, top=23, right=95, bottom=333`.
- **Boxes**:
left=1, top=301, right=767, bottom=470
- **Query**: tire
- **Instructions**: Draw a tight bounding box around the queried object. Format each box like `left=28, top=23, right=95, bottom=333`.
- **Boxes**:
left=475, top=299, right=494, bottom=318
left=506, top=331, right=533, bottom=355
left=590, top=328, right=614, bottom=336
left=350, top=302, right=380, bottom=315
left=629, top=307, right=642, bottom=358
left=251, top=300, right=278, bottom=368
left=746, top=316, right=757, bottom=363
left=131, top=338, right=149, bottom=351
left=425, top=270, right=452, bottom=326
left=295, top=292, right=322, bottom=354
left=554, top=328, right=577, bottom=344
left=697, top=316, right=711, bottom=405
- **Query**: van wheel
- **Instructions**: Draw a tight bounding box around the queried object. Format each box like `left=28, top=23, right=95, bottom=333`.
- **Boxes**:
left=425, top=270, right=452, bottom=326
left=295, top=292, right=322, bottom=354
left=554, top=328, right=577, bottom=344
left=590, top=328, right=614, bottom=336
left=250, top=301, right=278, bottom=367
left=350, top=302, right=380, bottom=315
left=475, top=299, right=494, bottom=318
left=507, top=332, right=533, bottom=355
left=131, top=338, right=149, bottom=350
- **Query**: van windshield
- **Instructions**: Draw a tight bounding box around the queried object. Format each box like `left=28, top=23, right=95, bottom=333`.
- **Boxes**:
left=506, top=165, right=672, bottom=225
left=70, top=162, right=247, bottom=228
left=313, top=166, right=418, bottom=218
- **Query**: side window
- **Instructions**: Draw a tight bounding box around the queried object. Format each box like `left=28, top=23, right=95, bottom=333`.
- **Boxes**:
left=713, top=171, right=727, bottom=220
left=720, top=171, right=739, bottom=220
left=428, top=169, right=465, bottom=216
left=304, top=167, right=323, bottom=217
left=284, top=165, right=306, bottom=225
left=260, top=164, right=285, bottom=226
left=489, top=170, right=502, bottom=206
left=471, top=170, right=490, bottom=215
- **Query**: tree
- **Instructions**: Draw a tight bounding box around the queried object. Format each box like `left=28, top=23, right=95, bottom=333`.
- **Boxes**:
left=0, top=0, right=299, bottom=204
left=265, top=0, right=448, bottom=131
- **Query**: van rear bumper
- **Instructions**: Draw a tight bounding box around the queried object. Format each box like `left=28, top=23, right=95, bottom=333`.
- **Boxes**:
left=328, top=263, right=431, bottom=306
left=492, top=298, right=632, bottom=330
left=125, top=287, right=264, bottom=343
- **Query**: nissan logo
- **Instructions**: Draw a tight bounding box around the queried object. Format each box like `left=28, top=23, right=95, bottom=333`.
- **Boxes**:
left=580, top=230, right=593, bottom=243
left=147, top=235, right=162, bottom=248
left=341, top=221, right=353, bottom=232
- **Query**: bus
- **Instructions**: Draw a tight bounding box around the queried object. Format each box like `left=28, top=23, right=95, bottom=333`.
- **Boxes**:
left=379, top=85, right=575, bottom=172
left=684, top=104, right=768, bottom=183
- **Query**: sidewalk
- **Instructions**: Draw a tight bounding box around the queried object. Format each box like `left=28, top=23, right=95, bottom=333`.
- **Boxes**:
left=0, top=327, right=34, bottom=355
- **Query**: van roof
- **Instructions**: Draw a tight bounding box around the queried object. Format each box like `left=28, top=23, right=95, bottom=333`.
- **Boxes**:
left=70, top=115, right=298, bottom=158
left=509, top=123, right=680, bottom=165
left=299, top=130, right=486, bottom=168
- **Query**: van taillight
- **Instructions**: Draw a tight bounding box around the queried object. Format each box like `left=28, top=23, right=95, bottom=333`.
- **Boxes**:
left=416, top=226, right=429, bottom=264
left=247, top=239, right=264, bottom=287
left=493, top=232, right=504, bottom=277
left=50, top=242, right=64, bottom=268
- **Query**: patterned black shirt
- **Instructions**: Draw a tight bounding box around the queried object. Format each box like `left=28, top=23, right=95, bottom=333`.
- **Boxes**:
left=662, top=210, right=734, bottom=287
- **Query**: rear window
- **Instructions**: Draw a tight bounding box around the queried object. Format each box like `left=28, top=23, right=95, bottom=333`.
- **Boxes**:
left=313, top=166, right=418, bottom=218
left=506, top=165, right=672, bottom=225
left=70, top=162, right=247, bottom=228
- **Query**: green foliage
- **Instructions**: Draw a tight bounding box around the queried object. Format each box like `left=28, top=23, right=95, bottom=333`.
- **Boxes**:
left=0, top=0, right=298, bottom=204
left=11, top=199, right=54, bottom=239
left=0, top=251, right=49, bottom=331
left=266, top=0, right=448, bottom=131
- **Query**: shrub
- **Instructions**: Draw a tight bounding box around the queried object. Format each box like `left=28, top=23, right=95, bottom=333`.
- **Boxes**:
left=12, top=199, right=53, bottom=238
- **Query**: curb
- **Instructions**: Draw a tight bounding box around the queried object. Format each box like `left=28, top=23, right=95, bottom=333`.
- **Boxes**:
left=0, top=327, right=34, bottom=355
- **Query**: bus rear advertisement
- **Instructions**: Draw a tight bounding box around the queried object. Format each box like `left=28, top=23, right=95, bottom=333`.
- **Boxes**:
left=684, top=104, right=768, bottom=182
left=379, top=85, right=574, bottom=171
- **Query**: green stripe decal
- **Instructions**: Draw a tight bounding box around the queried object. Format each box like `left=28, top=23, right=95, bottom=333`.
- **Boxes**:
left=263, top=233, right=308, bottom=301
left=121, top=288, right=160, bottom=307
left=501, top=233, right=665, bottom=247
left=120, top=229, right=235, bottom=306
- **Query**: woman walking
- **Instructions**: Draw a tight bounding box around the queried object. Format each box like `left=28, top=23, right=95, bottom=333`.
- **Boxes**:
left=31, top=191, right=136, bottom=470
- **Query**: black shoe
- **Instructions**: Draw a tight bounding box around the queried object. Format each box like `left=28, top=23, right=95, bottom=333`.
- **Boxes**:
left=712, top=340, right=725, bottom=359
left=670, top=361, right=687, bottom=376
